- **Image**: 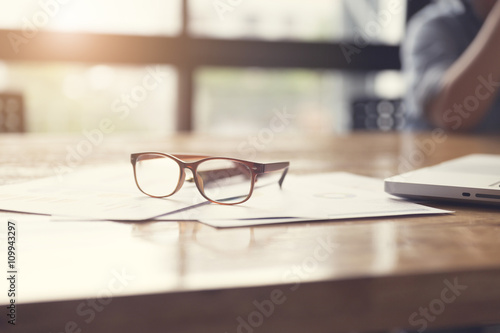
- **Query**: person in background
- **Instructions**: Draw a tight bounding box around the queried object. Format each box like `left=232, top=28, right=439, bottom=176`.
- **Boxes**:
left=403, top=0, right=500, bottom=132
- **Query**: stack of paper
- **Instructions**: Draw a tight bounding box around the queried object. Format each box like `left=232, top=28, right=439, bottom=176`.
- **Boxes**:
left=0, top=164, right=451, bottom=228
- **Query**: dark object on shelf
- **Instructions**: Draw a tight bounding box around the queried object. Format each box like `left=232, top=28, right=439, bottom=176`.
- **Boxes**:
left=352, top=98, right=405, bottom=132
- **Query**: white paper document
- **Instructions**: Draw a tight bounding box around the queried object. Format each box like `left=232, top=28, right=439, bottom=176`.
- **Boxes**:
left=0, top=164, right=207, bottom=221
left=0, top=164, right=451, bottom=226
left=174, top=172, right=452, bottom=227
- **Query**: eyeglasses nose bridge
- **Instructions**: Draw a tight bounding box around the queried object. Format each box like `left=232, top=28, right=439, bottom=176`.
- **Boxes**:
left=171, top=167, right=186, bottom=195
left=182, top=162, right=198, bottom=176
left=180, top=162, right=199, bottom=182
left=183, top=163, right=204, bottom=190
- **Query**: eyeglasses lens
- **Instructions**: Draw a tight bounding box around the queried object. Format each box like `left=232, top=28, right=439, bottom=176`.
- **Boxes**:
left=196, top=159, right=253, bottom=204
left=135, top=154, right=181, bottom=197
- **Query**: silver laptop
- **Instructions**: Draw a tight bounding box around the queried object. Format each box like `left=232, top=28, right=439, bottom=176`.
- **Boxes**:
left=384, top=154, right=500, bottom=205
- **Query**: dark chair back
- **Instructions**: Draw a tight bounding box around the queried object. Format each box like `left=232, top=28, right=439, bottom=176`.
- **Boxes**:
left=351, top=98, right=405, bottom=132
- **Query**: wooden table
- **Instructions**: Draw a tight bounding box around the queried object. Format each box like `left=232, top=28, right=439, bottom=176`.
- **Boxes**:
left=1, top=132, right=500, bottom=333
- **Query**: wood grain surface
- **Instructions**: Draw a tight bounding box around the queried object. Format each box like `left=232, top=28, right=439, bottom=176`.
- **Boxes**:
left=1, top=132, right=500, bottom=333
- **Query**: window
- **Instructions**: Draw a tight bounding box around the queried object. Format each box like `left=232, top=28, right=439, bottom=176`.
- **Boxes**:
left=0, top=62, right=176, bottom=133
left=0, top=0, right=181, bottom=36
left=0, top=0, right=409, bottom=134
left=189, top=0, right=405, bottom=44
left=195, top=68, right=341, bottom=134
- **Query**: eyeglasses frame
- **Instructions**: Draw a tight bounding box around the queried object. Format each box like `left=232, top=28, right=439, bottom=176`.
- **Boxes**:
left=130, top=152, right=289, bottom=205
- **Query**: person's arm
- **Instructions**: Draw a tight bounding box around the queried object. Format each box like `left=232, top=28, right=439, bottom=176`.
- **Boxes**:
left=426, top=1, right=500, bottom=131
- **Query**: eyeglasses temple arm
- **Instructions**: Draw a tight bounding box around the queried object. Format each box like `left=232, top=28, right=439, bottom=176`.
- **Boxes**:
left=260, top=161, right=290, bottom=188
left=187, top=167, right=247, bottom=184
left=278, top=167, right=289, bottom=188
left=262, top=161, right=290, bottom=173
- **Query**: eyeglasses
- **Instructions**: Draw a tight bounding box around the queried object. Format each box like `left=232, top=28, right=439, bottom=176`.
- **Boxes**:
left=130, top=153, right=290, bottom=205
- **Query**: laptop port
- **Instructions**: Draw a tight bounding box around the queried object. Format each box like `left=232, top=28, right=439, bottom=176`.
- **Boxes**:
left=462, top=192, right=471, bottom=197
left=476, top=193, right=500, bottom=200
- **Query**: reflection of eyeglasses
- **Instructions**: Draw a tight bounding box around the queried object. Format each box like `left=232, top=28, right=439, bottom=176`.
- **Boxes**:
left=130, top=153, right=290, bottom=205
